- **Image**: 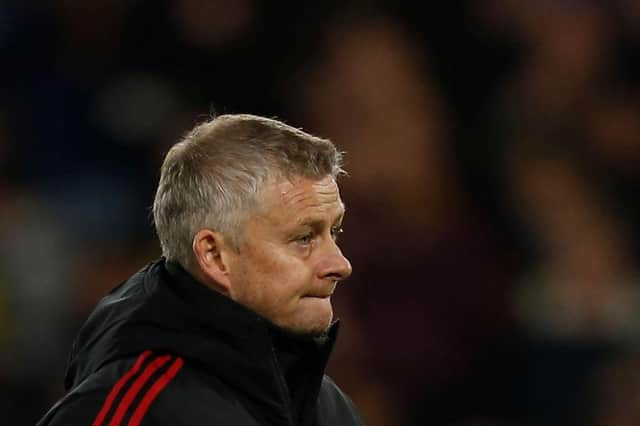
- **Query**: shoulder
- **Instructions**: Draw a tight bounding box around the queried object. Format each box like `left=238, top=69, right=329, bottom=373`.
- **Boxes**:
left=38, top=352, right=185, bottom=426
left=37, top=387, right=109, bottom=426
left=317, top=375, right=363, bottom=426
left=39, top=352, right=260, bottom=426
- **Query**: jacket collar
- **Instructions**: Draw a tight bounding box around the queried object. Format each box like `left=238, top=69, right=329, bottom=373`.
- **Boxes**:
left=163, top=260, right=338, bottom=424
left=68, top=258, right=338, bottom=425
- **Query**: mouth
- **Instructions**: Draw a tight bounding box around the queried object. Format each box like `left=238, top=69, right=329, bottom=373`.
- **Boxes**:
left=304, top=290, right=335, bottom=299
left=304, top=283, right=337, bottom=299
left=304, top=293, right=332, bottom=299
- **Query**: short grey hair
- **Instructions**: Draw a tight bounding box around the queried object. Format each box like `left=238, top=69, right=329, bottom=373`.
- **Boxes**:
left=152, top=114, right=345, bottom=269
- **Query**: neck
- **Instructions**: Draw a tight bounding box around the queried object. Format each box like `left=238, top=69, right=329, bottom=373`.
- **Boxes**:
left=185, top=261, right=231, bottom=296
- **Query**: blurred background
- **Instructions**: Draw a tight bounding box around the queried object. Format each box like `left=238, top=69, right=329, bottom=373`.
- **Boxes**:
left=2, top=1, right=640, bottom=425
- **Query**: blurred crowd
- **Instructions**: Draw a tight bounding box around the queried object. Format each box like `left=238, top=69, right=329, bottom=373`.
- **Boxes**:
left=1, top=1, right=640, bottom=425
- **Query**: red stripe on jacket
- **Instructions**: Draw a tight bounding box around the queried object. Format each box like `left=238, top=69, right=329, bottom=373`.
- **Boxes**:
left=108, top=354, right=172, bottom=426
left=128, top=357, right=184, bottom=426
left=93, top=351, right=153, bottom=426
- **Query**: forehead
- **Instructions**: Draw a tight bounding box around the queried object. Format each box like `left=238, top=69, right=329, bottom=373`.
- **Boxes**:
left=259, top=175, right=344, bottom=224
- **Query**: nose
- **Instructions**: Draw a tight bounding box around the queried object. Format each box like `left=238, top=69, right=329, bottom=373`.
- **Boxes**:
left=317, top=238, right=353, bottom=282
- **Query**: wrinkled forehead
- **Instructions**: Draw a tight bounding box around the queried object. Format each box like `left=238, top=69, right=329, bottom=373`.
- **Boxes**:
left=280, top=176, right=340, bottom=204
left=257, top=175, right=344, bottom=223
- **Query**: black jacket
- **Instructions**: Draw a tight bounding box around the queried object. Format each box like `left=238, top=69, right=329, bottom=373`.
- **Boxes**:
left=37, top=259, right=362, bottom=426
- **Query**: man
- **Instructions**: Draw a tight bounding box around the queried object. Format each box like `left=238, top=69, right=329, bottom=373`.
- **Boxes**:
left=38, top=114, right=362, bottom=425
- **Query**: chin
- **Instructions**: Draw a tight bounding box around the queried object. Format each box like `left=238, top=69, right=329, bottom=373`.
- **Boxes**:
left=286, top=308, right=333, bottom=337
left=268, top=297, right=334, bottom=336
left=287, top=322, right=332, bottom=337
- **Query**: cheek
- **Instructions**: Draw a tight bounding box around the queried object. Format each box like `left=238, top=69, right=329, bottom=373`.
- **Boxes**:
left=269, top=262, right=319, bottom=311
left=244, top=246, right=309, bottom=300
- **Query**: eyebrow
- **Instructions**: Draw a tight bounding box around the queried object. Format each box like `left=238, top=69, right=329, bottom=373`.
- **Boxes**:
left=293, top=204, right=346, bottom=229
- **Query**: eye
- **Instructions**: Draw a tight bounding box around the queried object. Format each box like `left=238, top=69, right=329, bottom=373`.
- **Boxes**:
left=297, top=233, right=313, bottom=245
left=331, top=226, right=344, bottom=241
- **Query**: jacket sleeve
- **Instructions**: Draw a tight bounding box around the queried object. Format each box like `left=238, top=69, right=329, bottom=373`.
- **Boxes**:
left=38, top=354, right=185, bottom=426
left=37, top=385, right=175, bottom=426
left=37, top=390, right=110, bottom=426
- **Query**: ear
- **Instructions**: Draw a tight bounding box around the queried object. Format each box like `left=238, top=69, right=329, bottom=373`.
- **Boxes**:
left=192, top=229, right=233, bottom=295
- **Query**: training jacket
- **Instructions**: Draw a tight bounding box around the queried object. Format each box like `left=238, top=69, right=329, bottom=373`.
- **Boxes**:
left=37, top=259, right=362, bottom=426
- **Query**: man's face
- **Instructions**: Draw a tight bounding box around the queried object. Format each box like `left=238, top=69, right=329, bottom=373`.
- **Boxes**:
left=226, top=175, right=352, bottom=335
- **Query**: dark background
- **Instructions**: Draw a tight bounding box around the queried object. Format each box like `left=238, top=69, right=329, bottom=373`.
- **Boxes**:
left=2, top=1, right=640, bottom=425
